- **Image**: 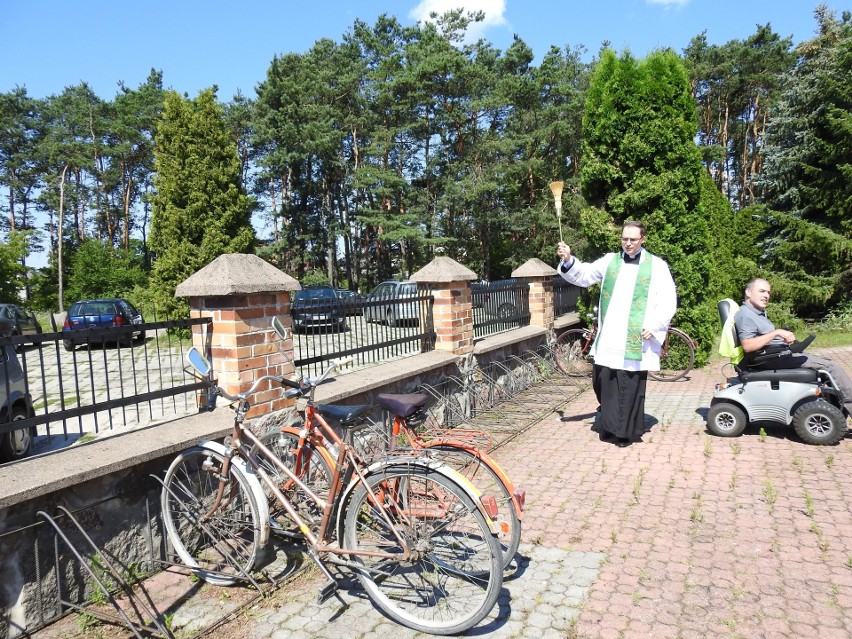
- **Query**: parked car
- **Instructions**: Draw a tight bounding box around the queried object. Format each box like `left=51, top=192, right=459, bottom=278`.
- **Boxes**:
left=364, top=280, right=420, bottom=326
left=0, top=343, right=35, bottom=462
left=291, top=286, right=347, bottom=333
left=0, top=303, right=42, bottom=342
left=62, top=298, right=145, bottom=351
left=485, top=279, right=525, bottom=318
left=334, top=288, right=364, bottom=316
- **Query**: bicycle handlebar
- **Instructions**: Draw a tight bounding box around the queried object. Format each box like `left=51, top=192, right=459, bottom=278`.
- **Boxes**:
left=204, top=357, right=353, bottom=412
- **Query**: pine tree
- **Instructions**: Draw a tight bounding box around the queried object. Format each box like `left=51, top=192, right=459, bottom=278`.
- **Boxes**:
left=756, top=6, right=852, bottom=313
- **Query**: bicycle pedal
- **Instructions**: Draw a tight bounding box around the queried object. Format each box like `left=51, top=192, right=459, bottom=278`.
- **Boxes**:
left=317, top=579, right=339, bottom=604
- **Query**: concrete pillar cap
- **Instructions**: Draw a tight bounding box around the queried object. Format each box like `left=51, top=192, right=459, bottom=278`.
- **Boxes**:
left=410, top=256, right=478, bottom=283
left=511, top=258, right=558, bottom=279
left=175, top=254, right=300, bottom=297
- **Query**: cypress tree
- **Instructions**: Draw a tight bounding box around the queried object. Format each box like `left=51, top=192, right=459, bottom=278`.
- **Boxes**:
left=149, top=89, right=255, bottom=315
left=580, top=49, right=714, bottom=364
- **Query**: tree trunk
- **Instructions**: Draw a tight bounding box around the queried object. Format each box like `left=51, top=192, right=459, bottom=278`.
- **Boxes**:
left=58, top=165, right=68, bottom=312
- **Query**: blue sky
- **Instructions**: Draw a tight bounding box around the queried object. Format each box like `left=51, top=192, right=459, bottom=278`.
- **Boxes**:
left=1, top=0, right=837, bottom=102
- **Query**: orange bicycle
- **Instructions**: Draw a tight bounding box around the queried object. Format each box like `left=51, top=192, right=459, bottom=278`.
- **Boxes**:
left=162, top=319, right=503, bottom=635
left=554, top=315, right=696, bottom=382
left=254, top=391, right=524, bottom=571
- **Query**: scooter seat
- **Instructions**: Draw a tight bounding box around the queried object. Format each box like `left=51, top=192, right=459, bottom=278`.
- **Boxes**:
left=738, top=368, right=819, bottom=384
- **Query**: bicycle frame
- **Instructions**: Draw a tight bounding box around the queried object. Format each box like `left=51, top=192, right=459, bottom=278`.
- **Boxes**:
left=215, top=402, right=415, bottom=564
left=196, top=372, right=499, bottom=576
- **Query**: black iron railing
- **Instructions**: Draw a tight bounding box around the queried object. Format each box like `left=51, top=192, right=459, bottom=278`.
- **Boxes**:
left=472, top=280, right=531, bottom=339
left=292, top=291, right=436, bottom=378
left=0, top=317, right=211, bottom=456
left=553, top=277, right=582, bottom=317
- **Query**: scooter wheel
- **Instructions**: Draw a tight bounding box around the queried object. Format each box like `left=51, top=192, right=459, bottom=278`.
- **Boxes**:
left=707, top=403, right=748, bottom=438
left=792, top=399, right=847, bottom=445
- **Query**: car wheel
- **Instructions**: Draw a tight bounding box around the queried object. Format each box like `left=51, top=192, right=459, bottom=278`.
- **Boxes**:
left=793, top=399, right=846, bottom=445
left=706, top=402, right=748, bottom=438
left=0, top=405, right=33, bottom=462
left=135, top=330, right=146, bottom=344
left=496, top=303, right=515, bottom=319
left=63, top=339, right=75, bottom=352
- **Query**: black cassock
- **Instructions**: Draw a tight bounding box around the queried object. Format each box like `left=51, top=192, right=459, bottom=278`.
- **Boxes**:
left=592, top=364, right=647, bottom=442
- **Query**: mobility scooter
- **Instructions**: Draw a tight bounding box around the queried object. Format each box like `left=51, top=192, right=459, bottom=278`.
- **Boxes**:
left=707, top=299, right=848, bottom=445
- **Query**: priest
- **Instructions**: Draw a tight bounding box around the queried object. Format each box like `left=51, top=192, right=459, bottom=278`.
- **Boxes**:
left=556, top=221, right=677, bottom=446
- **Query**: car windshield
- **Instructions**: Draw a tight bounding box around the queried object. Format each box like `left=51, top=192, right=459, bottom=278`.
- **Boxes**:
left=295, top=289, right=336, bottom=301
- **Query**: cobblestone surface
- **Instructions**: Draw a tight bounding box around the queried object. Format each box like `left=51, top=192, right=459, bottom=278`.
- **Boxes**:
left=35, top=346, right=852, bottom=639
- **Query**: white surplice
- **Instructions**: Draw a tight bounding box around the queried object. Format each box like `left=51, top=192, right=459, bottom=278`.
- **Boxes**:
left=558, top=249, right=677, bottom=371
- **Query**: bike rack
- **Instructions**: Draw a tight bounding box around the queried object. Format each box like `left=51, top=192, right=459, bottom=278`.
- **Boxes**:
left=36, top=506, right=173, bottom=639
left=543, top=341, right=597, bottom=382
left=414, top=346, right=593, bottom=450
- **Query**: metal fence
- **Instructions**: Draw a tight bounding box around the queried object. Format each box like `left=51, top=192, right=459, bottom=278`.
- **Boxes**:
left=471, top=280, right=531, bottom=339
left=292, top=291, right=436, bottom=378
left=553, top=277, right=582, bottom=317
left=0, top=317, right=211, bottom=457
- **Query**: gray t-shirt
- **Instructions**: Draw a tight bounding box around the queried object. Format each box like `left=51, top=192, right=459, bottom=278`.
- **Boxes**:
left=735, top=303, right=785, bottom=347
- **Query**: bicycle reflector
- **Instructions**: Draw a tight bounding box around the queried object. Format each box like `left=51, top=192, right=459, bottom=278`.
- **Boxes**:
left=480, top=494, right=499, bottom=519
left=513, top=488, right=526, bottom=511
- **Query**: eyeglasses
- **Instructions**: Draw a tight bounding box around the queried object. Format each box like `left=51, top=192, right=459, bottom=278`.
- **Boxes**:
left=621, top=237, right=642, bottom=244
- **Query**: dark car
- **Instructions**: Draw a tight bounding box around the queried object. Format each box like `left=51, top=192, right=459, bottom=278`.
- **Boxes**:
left=0, top=303, right=42, bottom=342
left=474, top=279, right=526, bottom=318
left=0, top=343, right=35, bottom=462
left=62, top=298, right=145, bottom=351
left=334, top=288, right=364, bottom=316
left=291, top=287, right=347, bottom=333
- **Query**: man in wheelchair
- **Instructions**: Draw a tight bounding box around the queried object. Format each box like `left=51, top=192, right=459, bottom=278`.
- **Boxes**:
left=735, top=278, right=852, bottom=419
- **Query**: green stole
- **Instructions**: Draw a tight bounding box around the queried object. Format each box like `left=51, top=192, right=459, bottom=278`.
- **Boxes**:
left=597, top=251, right=653, bottom=361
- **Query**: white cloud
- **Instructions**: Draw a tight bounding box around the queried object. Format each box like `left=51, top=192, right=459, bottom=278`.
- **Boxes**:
left=409, top=0, right=507, bottom=42
left=646, top=0, right=690, bottom=7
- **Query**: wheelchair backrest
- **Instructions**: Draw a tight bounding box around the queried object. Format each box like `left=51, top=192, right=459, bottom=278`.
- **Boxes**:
left=717, top=298, right=744, bottom=364
left=717, top=299, right=739, bottom=341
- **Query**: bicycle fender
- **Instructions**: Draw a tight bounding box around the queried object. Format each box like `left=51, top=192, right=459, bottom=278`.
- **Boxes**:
left=421, top=441, right=524, bottom=519
left=335, top=456, right=499, bottom=536
left=195, top=440, right=271, bottom=546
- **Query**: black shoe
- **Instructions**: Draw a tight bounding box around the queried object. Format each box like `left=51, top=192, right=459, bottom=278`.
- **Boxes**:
left=615, top=438, right=632, bottom=448
left=599, top=431, right=616, bottom=442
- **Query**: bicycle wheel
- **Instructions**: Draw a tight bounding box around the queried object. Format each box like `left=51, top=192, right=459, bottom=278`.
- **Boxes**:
left=251, top=426, right=334, bottom=535
left=161, top=445, right=266, bottom=585
left=649, top=327, right=695, bottom=382
left=427, top=444, right=521, bottom=570
left=343, top=465, right=502, bottom=635
left=554, top=328, right=594, bottom=377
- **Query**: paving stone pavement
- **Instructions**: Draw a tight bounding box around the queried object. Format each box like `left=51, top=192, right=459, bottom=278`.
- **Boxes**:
left=38, top=346, right=852, bottom=639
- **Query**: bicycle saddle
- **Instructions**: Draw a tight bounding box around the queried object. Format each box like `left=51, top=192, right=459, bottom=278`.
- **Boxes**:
left=315, top=403, right=373, bottom=426
left=376, top=393, right=429, bottom=418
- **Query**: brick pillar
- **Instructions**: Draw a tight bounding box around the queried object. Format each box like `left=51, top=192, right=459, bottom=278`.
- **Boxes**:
left=512, top=258, right=558, bottom=330
left=176, top=254, right=301, bottom=419
left=429, top=281, right=474, bottom=354
left=411, top=256, right=478, bottom=356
